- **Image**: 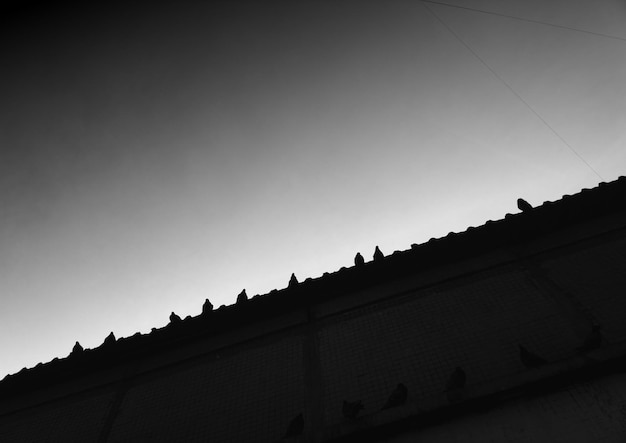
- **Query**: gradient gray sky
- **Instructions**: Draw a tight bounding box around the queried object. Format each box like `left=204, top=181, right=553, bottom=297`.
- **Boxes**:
left=1, top=0, right=625, bottom=378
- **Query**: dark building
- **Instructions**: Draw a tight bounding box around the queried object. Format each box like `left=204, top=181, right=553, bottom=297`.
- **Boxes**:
left=2, top=178, right=626, bottom=442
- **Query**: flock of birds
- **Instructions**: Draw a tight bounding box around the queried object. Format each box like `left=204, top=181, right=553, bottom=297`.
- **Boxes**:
left=279, top=365, right=469, bottom=439
left=66, top=243, right=421, bottom=362
left=65, top=196, right=605, bottom=442
left=67, top=319, right=601, bottom=441
left=280, top=323, right=604, bottom=440
left=155, top=198, right=537, bottom=337
left=68, top=197, right=540, bottom=356
left=161, top=246, right=386, bottom=331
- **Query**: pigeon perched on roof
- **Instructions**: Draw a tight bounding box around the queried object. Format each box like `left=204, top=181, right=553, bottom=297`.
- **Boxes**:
left=517, top=198, right=533, bottom=212
left=354, top=252, right=365, bottom=267
left=283, top=413, right=304, bottom=438
left=169, top=312, right=182, bottom=324
left=202, top=298, right=214, bottom=314
left=519, top=345, right=547, bottom=368
left=71, top=341, right=83, bottom=355
left=289, top=273, right=299, bottom=287
left=381, top=383, right=408, bottom=410
left=236, top=289, right=248, bottom=304
left=103, top=332, right=116, bottom=346
left=578, top=324, right=602, bottom=352
left=373, top=246, right=384, bottom=262
left=342, top=400, right=364, bottom=419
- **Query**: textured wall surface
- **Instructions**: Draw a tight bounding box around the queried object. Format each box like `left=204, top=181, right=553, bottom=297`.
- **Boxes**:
left=542, top=235, right=626, bottom=343
left=384, top=373, right=626, bottom=443
left=0, top=390, right=114, bottom=442
left=108, top=336, right=306, bottom=442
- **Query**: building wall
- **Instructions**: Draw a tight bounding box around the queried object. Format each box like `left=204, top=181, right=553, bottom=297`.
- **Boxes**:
left=108, top=335, right=306, bottom=442
left=0, top=389, right=114, bottom=442
left=385, top=373, right=626, bottom=443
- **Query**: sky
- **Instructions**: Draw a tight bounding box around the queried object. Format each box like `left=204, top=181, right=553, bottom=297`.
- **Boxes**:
left=1, top=0, right=625, bottom=378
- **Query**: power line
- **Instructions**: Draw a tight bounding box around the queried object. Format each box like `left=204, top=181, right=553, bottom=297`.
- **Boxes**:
left=421, top=0, right=626, bottom=43
left=421, top=2, right=604, bottom=181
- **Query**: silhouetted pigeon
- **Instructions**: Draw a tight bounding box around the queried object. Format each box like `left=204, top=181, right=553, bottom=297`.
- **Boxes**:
left=236, top=289, right=248, bottom=304
left=519, top=345, right=547, bottom=368
left=517, top=198, right=533, bottom=212
left=103, top=332, right=116, bottom=346
left=283, top=413, right=304, bottom=438
left=354, top=252, right=365, bottom=267
left=578, top=324, right=602, bottom=352
left=289, top=273, right=298, bottom=287
left=382, top=383, right=408, bottom=410
left=202, top=298, right=214, bottom=314
left=169, top=312, right=182, bottom=324
left=71, top=341, right=83, bottom=355
left=373, top=246, right=384, bottom=262
left=445, top=366, right=466, bottom=403
left=342, top=400, right=364, bottom=419
left=446, top=367, right=466, bottom=391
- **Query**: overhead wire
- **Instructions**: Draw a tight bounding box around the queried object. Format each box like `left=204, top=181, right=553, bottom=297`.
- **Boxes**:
left=421, top=1, right=605, bottom=181
left=421, top=0, right=626, bottom=43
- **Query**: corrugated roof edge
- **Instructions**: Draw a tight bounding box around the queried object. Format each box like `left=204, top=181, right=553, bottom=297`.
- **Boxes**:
left=1, top=176, right=626, bottom=393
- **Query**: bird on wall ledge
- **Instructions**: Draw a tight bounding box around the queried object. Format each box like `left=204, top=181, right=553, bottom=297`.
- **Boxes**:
left=354, top=252, right=365, bottom=266
left=289, top=273, right=299, bottom=288
left=578, top=324, right=603, bottom=352
left=373, top=246, right=384, bottom=262
left=103, top=332, right=116, bottom=347
left=517, top=198, right=533, bottom=212
left=202, top=298, right=213, bottom=314
left=236, top=289, right=248, bottom=304
left=445, top=366, right=466, bottom=403
left=283, top=413, right=304, bottom=440
left=343, top=399, right=364, bottom=419
left=382, top=383, right=408, bottom=410
left=519, top=344, right=547, bottom=368
left=70, top=341, right=83, bottom=356
left=169, top=312, right=182, bottom=325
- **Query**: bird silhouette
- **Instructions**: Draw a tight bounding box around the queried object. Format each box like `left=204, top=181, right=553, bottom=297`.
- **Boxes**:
left=578, top=324, right=602, bottom=352
left=236, top=289, right=248, bottom=304
left=72, top=341, right=83, bottom=355
left=446, top=367, right=466, bottom=391
left=373, top=246, right=384, bottom=262
left=517, top=198, right=533, bottom=212
left=445, top=367, right=466, bottom=402
left=202, top=298, right=214, bottom=314
left=169, top=312, right=182, bottom=324
left=103, top=332, right=116, bottom=346
left=283, top=413, right=304, bottom=438
left=289, top=273, right=299, bottom=287
left=382, top=383, right=408, bottom=410
left=354, top=252, right=365, bottom=267
left=519, top=345, right=547, bottom=368
left=342, top=400, right=364, bottom=419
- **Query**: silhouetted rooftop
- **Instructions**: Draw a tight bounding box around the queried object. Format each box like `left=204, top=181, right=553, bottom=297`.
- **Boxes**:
left=2, top=176, right=626, bottom=396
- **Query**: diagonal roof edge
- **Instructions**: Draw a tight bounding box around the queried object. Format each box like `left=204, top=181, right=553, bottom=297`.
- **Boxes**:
left=2, top=176, right=626, bottom=393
